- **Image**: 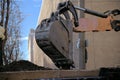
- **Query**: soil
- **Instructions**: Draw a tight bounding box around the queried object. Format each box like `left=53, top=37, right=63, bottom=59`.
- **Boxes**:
left=0, top=60, right=52, bottom=72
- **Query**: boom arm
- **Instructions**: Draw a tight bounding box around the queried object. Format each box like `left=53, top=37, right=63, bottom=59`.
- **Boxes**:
left=55, top=1, right=120, bottom=32
left=75, top=6, right=108, bottom=18
left=73, top=8, right=120, bottom=32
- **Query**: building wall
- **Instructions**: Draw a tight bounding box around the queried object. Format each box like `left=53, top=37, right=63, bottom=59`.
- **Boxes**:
left=38, top=0, right=65, bottom=24
left=85, top=0, right=120, bottom=70
left=28, top=29, right=35, bottom=62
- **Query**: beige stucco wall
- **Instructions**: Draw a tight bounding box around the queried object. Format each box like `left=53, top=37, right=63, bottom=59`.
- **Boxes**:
left=38, top=0, right=66, bottom=24
left=85, top=0, right=120, bottom=70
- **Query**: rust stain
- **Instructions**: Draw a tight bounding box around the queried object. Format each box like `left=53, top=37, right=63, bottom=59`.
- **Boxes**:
left=74, top=16, right=113, bottom=32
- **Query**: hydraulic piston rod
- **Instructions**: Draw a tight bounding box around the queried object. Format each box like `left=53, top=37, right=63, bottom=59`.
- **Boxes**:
left=75, top=6, right=108, bottom=18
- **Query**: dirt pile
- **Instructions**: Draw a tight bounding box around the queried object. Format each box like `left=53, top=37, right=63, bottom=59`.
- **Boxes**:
left=0, top=60, right=52, bottom=72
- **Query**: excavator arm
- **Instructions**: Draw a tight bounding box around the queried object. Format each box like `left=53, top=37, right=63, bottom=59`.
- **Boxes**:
left=74, top=9, right=120, bottom=32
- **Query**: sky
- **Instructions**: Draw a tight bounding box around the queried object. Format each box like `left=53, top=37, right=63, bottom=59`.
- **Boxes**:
left=17, top=0, right=42, bottom=60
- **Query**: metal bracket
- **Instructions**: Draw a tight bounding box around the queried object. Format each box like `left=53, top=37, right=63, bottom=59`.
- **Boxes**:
left=57, top=1, right=79, bottom=27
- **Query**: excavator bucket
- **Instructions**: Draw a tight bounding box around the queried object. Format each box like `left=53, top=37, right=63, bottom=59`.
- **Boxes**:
left=35, top=19, right=74, bottom=69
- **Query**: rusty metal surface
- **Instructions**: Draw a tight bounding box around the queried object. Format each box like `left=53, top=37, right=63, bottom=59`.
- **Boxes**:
left=74, top=16, right=112, bottom=32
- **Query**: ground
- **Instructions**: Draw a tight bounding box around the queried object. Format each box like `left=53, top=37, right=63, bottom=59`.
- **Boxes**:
left=0, top=60, right=52, bottom=72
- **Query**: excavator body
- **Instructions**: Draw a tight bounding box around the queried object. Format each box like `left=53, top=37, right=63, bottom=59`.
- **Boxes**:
left=35, top=1, right=120, bottom=69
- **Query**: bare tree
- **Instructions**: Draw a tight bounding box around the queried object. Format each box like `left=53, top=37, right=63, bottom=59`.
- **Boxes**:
left=0, top=0, right=23, bottom=65
left=0, top=0, right=10, bottom=66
